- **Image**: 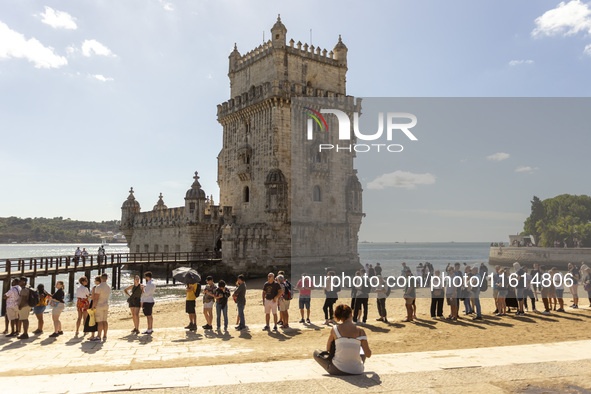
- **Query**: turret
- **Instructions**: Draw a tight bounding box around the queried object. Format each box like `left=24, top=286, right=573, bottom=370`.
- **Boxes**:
left=120, top=187, right=141, bottom=246
left=271, top=14, right=287, bottom=49
left=185, top=171, right=206, bottom=222
left=153, top=193, right=168, bottom=211
left=229, top=43, right=241, bottom=73
left=333, top=34, right=348, bottom=66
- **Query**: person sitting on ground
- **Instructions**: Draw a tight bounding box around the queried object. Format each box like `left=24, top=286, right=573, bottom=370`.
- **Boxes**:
left=32, top=283, right=49, bottom=335
left=313, top=304, right=371, bottom=375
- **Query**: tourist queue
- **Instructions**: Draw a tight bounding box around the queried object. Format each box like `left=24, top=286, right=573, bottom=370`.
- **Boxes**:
left=3, top=263, right=591, bottom=341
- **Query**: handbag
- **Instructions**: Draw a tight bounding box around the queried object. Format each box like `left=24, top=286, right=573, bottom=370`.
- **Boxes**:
left=49, top=300, right=59, bottom=307
left=87, top=309, right=96, bottom=326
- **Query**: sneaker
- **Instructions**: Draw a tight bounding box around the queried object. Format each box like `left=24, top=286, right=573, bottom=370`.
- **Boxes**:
left=262, top=325, right=270, bottom=331
left=299, top=319, right=305, bottom=323
left=142, top=329, right=153, bottom=335
left=557, top=308, right=565, bottom=312
left=58, top=331, right=63, bottom=336
left=49, top=332, right=59, bottom=338
left=541, top=311, right=550, bottom=315
left=277, top=320, right=283, bottom=326
left=6, top=332, right=17, bottom=338
left=216, top=326, right=221, bottom=331
left=184, top=324, right=192, bottom=329
left=571, top=305, right=579, bottom=309
left=273, top=325, right=278, bottom=331
left=90, top=336, right=101, bottom=342
left=102, top=336, right=107, bottom=341
left=306, top=318, right=310, bottom=324
left=17, top=333, right=29, bottom=340
left=32, top=329, right=42, bottom=335
left=473, top=316, right=483, bottom=320
left=190, top=324, right=197, bottom=332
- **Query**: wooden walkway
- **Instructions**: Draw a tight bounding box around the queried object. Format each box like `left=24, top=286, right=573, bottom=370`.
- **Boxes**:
left=1, top=252, right=221, bottom=316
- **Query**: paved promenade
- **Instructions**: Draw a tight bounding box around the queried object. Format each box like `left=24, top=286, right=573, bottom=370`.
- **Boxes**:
left=1, top=329, right=591, bottom=393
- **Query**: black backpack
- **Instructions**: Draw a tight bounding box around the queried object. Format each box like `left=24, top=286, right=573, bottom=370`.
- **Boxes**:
left=28, top=288, right=40, bottom=307
left=194, top=283, right=202, bottom=298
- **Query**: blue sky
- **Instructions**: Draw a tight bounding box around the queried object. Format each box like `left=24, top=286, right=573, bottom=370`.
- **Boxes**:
left=1, top=0, right=591, bottom=242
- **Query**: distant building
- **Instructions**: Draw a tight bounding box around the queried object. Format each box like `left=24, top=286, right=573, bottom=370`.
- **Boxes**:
left=120, top=16, right=363, bottom=275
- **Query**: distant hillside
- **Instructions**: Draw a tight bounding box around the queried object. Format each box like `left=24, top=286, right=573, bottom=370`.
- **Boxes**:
left=0, top=217, right=121, bottom=244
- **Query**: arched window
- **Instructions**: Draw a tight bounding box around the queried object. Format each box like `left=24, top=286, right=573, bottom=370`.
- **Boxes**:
left=313, top=185, right=321, bottom=202
left=244, top=186, right=250, bottom=203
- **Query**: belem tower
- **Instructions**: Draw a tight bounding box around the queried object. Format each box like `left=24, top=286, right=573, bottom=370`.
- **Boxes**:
left=120, top=16, right=364, bottom=277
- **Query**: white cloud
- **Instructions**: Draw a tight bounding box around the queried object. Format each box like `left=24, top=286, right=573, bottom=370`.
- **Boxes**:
left=412, top=209, right=525, bottom=222
left=367, top=170, right=435, bottom=190
left=486, top=152, right=510, bottom=161
left=532, top=0, right=591, bottom=37
left=509, top=59, right=534, bottom=66
left=159, top=0, right=175, bottom=11
left=515, top=166, right=539, bottom=173
left=40, top=6, right=77, bottom=30
left=91, top=74, right=114, bottom=82
left=0, top=21, right=67, bottom=69
left=81, top=40, right=116, bottom=57
left=585, top=43, right=591, bottom=54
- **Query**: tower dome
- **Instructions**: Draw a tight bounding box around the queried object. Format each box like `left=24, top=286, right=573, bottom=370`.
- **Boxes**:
left=122, top=187, right=141, bottom=210
left=185, top=171, right=206, bottom=199
left=153, top=193, right=168, bottom=211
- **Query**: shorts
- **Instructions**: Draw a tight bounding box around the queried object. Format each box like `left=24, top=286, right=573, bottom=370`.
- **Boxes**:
left=279, top=299, right=290, bottom=312
left=77, top=298, right=90, bottom=312
left=33, top=305, right=46, bottom=315
left=142, top=302, right=154, bottom=317
left=516, top=288, right=525, bottom=301
left=404, top=297, right=415, bottom=306
left=446, top=297, right=456, bottom=306
left=18, top=306, right=31, bottom=320
left=95, top=306, right=108, bottom=322
left=556, top=289, right=564, bottom=298
left=498, top=290, right=508, bottom=298
left=203, top=301, right=214, bottom=309
left=299, top=297, right=311, bottom=310
left=264, top=299, right=278, bottom=314
left=7, top=307, right=19, bottom=321
left=493, top=289, right=499, bottom=299
left=186, top=300, right=196, bottom=314
left=52, top=302, right=65, bottom=316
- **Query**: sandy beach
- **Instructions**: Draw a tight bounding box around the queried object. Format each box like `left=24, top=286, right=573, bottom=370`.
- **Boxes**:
left=6, top=282, right=589, bottom=378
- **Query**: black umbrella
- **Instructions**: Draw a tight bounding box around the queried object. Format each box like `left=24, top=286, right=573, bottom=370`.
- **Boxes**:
left=172, top=267, right=201, bottom=284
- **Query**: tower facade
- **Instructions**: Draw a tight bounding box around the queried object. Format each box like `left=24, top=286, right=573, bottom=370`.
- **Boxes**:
left=121, top=16, right=363, bottom=276
left=217, top=15, right=363, bottom=274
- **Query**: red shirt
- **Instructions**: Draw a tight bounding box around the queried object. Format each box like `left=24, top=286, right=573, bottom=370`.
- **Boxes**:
left=296, top=278, right=313, bottom=296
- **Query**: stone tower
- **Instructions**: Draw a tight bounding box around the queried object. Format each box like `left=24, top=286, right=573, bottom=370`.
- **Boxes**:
left=217, top=15, right=363, bottom=275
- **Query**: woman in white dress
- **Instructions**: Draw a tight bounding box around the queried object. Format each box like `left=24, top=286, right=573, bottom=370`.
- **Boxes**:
left=313, top=304, right=372, bottom=375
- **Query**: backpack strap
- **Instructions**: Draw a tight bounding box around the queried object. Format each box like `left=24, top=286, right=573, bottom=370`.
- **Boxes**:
left=333, top=325, right=342, bottom=338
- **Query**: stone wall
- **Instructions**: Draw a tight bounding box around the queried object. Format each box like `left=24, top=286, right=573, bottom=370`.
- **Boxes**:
left=489, top=247, right=591, bottom=270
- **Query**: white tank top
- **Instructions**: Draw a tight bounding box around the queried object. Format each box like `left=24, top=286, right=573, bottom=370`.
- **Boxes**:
left=332, top=325, right=367, bottom=375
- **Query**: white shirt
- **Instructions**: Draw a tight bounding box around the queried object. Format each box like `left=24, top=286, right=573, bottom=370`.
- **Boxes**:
left=141, top=280, right=156, bottom=303
left=5, top=285, right=21, bottom=309
left=332, top=326, right=366, bottom=375
left=75, top=285, right=90, bottom=299
left=553, top=272, right=564, bottom=290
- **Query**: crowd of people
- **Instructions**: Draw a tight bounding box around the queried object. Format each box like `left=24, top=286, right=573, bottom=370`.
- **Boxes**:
left=3, top=261, right=591, bottom=376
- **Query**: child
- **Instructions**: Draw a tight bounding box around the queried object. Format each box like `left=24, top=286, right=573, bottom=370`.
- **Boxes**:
left=214, top=280, right=231, bottom=331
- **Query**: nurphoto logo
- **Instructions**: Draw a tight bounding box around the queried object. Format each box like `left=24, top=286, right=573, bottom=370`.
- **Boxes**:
left=304, top=108, right=418, bottom=153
